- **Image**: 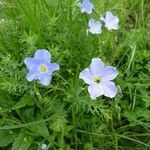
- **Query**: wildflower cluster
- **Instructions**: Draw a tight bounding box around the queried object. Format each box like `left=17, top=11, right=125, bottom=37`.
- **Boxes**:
left=79, top=0, right=119, bottom=34
left=25, top=50, right=118, bottom=99
left=1, top=0, right=149, bottom=149
left=24, top=0, right=119, bottom=100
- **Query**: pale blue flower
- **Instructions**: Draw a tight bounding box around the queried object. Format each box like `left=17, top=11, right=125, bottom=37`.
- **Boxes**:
left=24, top=49, right=59, bottom=86
left=41, top=144, right=47, bottom=150
left=100, top=11, right=119, bottom=30
left=79, top=58, right=118, bottom=99
left=87, top=18, right=102, bottom=35
left=78, top=0, right=94, bottom=14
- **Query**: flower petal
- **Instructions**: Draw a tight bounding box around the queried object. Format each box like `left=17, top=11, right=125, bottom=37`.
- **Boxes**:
left=24, top=58, right=38, bottom=71
left=79, top=5, right=86, bottom=13
left=34, top=49, right=51, bottom=62
left=88, top=18, right=95, bottom=27
left=111, top=21, right=119, bottom=30
left=90, top=58, right=105, bottom=76
left=94, top=21, right=102, bottom=34
left=88, top=19, right=102, bottom=34
left=79, top=68, right=93, bottom=85
left=86, top=8, right=93, bottom=14
left=113, top=16, right=119, bottom=24
left=38, top=74, right=52, bottom=86
left=26, top=70, right=37, bottom=81
left=105, top=11, right=114, bottom=22
left=48, top=63, right=60, bottom=73
left=88, top=84, right=104, bottom=100
left=102, top=66, right=118, bottom=81
left=103, top=81, right=118, bottom=98
left=102, top=11, right=119, bottom=30
left=80, top=0, right=93, bottom=14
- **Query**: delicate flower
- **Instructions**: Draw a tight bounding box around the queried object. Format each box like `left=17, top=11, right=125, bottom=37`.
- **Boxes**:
left=100, top=11, right=119, bottom=30
left=0, top=19, right=4, bottom=23
left=41, top=144, right=47, bottom=150
left=24, top=49, right=59, bottom=86
left=87, top=18, right=102, bottom=35
left=78, top=0, right=94, bottom=14
left=79, top=58, right=118, bottom=99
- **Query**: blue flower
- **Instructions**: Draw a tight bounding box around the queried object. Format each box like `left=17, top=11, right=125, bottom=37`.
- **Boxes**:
left=100, top=11, right=119, bottom=30
left=24, top=49, right=59, bottom=86
left=79, top=58, right=118, bottom=99
left=87, top=18, right=102, bottom=35
left=78, top=0, right=94, bottom=14
left=41, top=144, right=47, bottom=150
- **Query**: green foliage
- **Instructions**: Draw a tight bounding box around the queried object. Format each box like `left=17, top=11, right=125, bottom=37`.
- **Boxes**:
left=0, top=130, right=16, bottom=147
left=0, top=0, right=150, bottom=149
left=12, top=131, right=33, bottom=150
left=29, top=121, right=49, bottom=138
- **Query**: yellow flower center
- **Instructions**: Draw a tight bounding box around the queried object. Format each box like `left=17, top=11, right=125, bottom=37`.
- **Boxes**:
left=39, top=64, right=48, bottom=73
left=94, top=76, right=101, bottom=83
